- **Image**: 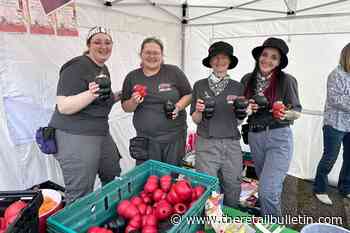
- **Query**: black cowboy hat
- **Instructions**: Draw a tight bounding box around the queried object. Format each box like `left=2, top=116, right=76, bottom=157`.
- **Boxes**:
left=252, top=37, right=289, bottom=69
left=202, top=41, right=238, bottom=69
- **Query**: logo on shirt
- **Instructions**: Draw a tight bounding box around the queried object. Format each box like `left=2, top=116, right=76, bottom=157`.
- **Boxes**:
left=158, top=83, right=172, bottom=92
left=226, top=95, right=238, bottom=104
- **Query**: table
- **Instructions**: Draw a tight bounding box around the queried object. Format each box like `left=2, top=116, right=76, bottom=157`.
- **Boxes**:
left=205, top=207, right=299, bottom=233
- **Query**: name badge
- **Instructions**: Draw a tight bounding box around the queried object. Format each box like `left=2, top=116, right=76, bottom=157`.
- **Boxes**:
left=158, top=83, right=172, bottom=92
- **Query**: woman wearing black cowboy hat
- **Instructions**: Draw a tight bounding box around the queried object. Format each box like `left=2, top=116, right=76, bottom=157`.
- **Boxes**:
left=190, top=41, right=247, bottom=207
left=241, top=37, right=302, bottom=217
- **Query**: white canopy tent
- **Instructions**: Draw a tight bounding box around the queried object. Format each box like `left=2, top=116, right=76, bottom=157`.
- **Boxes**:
left=1, top=0, right=349, bottom=191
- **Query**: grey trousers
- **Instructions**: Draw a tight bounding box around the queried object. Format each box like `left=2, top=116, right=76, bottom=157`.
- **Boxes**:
left=248, top=127, right=293, bottom=217
left=195, top=136, right=242, bottom=208
left=54, top=129, right=121, bottom=204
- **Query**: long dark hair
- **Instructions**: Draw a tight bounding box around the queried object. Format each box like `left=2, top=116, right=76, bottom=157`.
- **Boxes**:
left=245, top=61, right=283, bottom=98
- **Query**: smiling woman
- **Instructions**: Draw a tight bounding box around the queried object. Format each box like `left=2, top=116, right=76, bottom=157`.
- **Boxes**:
left=241, top=37, right=302, bottom=217
left=140, top=39, right=163, bottom=75
left=190, top=41, right=245, bottom=208
left=258, top=48, right=281, bottom=76
left=48, top=26, right=122, bottom=204
left=84, top=27, right=113, bottom=66
left=121, top=37, right=192, bottom=167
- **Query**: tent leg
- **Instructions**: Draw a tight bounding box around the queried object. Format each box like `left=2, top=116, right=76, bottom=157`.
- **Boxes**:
left=181, top=3, right=188, bottom=70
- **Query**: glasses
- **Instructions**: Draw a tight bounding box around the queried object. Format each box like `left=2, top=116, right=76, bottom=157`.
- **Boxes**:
left=91, top=40, right=113, bottom=46
left=142, top=51, right=162, bottom=57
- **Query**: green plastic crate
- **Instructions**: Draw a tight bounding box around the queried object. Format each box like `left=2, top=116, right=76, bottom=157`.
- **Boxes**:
left=47, top=160, right=219, bottom=233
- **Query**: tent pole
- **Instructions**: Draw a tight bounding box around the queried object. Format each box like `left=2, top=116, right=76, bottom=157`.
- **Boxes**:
left=234, top=7, right=285, bottom=14
left=104, top=2, right=151, bottom=6
left=212, top=31, right=350, bottom=40
left=283, top=0, right=293, bottom=12
left=188, top=12, right=350, bottom=26
left=181, top=3, right=188, bottom=70
left=183, top=3, right=263, bottom=9
left=296, top=0, right=350, bottom=14
left=187, top=0, right=263, bottom=22
left=187, top=7, right=233, bottom=22
left=157, top=3, right=183, bottom=8
left=146, top=0, right=181, bottom=22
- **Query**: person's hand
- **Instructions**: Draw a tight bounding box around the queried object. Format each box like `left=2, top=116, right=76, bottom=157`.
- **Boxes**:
left=131, top=91, right=144, bottom=105
left=195, top=99, right=205, bottom=113
left=272, top=101, right=286, bottom=120
left=88, top=81, right=100, bottom=98
left=248, top=99, right=259, bottom=113
left=114, top=90, right=122, bottom=102
left=172, top=106, right=180, bottom=120
left=234, top=97, right=249, bottom=120
left=276, top=109, right=286, bottom=120
left=133, top=84, right=147, bottom=97
left=284, top=110, right=301, bottom=120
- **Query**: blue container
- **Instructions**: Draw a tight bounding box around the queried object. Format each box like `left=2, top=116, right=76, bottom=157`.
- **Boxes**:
left=301, top=223, right=350, bottom=233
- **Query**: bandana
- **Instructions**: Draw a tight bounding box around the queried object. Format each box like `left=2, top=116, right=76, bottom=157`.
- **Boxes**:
left=208, top=73, right=230, bottom=96
left=87, top=26, right=111, bottom=42
left=256, top=72, right=272, bottom=94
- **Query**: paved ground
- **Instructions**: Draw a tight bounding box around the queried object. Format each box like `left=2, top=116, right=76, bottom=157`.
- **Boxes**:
left=281, top=175, right=350, bottom=231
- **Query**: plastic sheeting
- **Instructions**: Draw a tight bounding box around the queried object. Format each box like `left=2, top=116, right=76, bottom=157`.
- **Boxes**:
left=0, top=1, right=181, bottom=190
left=185, top=22, right=350, bottom=185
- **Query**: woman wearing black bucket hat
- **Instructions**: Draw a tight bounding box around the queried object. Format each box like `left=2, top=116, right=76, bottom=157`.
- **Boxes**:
left=190, top=41, right=247, bottom=207
left=241, top=37, right=302, bottom=217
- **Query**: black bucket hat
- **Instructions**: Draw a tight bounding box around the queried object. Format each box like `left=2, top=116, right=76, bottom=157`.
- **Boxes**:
left=252, top=37, right=289, bottom=69
left=202, top=41, right=238, bottom=69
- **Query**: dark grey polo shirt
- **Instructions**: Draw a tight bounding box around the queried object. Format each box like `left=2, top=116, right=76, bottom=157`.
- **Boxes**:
left=49, top=55, right=114, bottom=136
left=190, top=78, right=244, bottom=139
left=241, top=71, right=302, bottom=126
left=121, top=64, right=192, bottom=142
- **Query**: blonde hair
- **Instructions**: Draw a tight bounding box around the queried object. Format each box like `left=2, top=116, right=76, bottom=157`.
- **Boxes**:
left=340, top=43, right=350, bottom=73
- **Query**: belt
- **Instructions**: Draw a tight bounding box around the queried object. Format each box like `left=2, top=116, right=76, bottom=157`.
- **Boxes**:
left=249, top=124, right=289, bottom=133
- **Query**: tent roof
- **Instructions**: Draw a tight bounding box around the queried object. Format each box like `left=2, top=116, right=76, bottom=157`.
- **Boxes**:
left=89, top=0, right=350, bottom=26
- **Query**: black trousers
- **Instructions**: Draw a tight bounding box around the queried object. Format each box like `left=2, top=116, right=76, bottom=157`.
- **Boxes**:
left=136, top=132, right=186, bottom=167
